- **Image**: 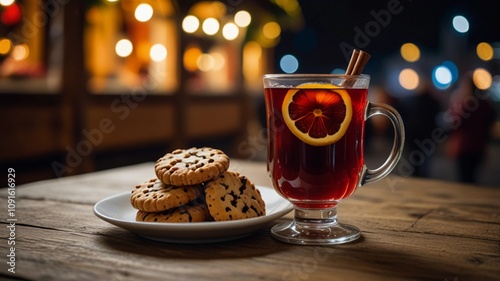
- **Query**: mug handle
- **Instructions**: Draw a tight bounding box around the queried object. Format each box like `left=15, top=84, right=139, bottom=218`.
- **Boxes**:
left=362, top=102, right=405, bottom=185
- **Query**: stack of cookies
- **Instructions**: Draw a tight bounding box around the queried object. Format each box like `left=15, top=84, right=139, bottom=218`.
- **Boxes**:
left=130, top=147, right=266, bottom=223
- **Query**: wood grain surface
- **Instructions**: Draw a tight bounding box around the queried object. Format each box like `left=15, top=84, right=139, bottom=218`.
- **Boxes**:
left=1, top=161, right=499, bottom=281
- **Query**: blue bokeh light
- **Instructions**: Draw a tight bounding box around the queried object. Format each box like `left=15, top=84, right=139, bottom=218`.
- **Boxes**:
left=432, top=65, right=453, bottom=90
left=442, top=60, right=459, bottom=83
left=330, top=68, right=345, bottom=74
left=280, top=54, right=299, bottom=73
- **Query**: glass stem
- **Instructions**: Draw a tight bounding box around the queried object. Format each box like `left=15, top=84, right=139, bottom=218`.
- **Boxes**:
left=294, top=207, right=339, bottom=226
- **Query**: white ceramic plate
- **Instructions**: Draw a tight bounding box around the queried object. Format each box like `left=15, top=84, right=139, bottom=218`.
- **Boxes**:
left=93, top=186, right=293, bottom=243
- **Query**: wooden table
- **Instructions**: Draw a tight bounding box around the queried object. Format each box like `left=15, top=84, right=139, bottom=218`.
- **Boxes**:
left=1, top=160, right=499, bottom=281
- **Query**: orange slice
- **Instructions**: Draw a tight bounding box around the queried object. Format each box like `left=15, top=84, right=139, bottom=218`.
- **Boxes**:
left=282, top=83, right=352, bottom=146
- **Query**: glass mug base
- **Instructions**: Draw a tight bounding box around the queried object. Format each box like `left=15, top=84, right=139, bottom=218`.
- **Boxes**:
left=271, top=207, right=360, bottom=245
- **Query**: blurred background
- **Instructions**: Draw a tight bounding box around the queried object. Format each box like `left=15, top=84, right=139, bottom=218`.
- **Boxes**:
left=1, top=0, right=499, bottom=186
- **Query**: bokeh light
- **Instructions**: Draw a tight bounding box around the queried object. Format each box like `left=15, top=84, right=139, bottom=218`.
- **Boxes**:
left=184, top=45, right=202, bottom=72
left=1, top=3, right=22, bottom=25
left=0, top=0, right=15, bottom=6
left=432, top=65, right=452, bottom=89
left=115, top=39, right=133, bottom=57
left=262, top=22, right=281, bottom=40
left=243, top=41, right=262, bottom=87
left=399, top=68, right=419, bottom=90
left=400, top=43, right=420, bottom=62
left=222, top=23, right=239, bottom=40
left=473, top=68, right=492, bottom=90
left=280, top=54, right=298, bottom=73
left=150, top=44, right=167, bottom=62
left=234, top=10, right=251, bottom=27
left=0, top=38, right=12, bottom=55
left=331, top=68, right=345, bottom=74
left=442, top=61, right=459, bottom=83
left=11, top=44, right=29, bottom=61
left=211, top=52, right=225, bottom=71
left=202, top=18, right=219, bottom=36
left=182, top=15, right=199, bottom=33
left=491, top=75, right=500, bottom=102
left=452, top=15, right=469, bottom=33
left=477, top=42, right=494, bottom=61
left=197, top=53, right=215, bottom=72
left=134, top=3, right=153, bottom=22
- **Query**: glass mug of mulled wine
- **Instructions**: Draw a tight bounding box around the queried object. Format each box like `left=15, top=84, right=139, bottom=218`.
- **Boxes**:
left=263, top=74, right=404, bottom=245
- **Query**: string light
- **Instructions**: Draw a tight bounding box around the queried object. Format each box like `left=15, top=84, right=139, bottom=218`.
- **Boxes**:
left=135, top=3, right=153, bottom=22
left=182, top=15, right=199, bottom=33
left=234, top=11, right=251, bottom=27
left=115, top=39, right=133, bottom=57
left=202, top=18, right=219, bottom=36
left=0, top=0, right=15, bottom=6
left=222, top=23, right=239, bottom=40
left=150, top=44, right=167, bottom=62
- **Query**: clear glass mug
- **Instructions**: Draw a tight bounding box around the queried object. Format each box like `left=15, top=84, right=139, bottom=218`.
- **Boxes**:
left=263, top=74, right=404, bottom=245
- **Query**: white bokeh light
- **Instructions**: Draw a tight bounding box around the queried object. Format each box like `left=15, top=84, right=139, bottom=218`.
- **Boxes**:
left=234, top=11, right=251, bottom=27
left=0, top=0, right=15, bottom=6
left=115, top=39, right=133, bottom=57
left=150, top=44, right=167, bottom=62
left=452, top=15, right=469, bottom=33
left=202, top=18, right=220, bottom=36
left=222, top=23, right=239, bottom=40
left=432, top=65, right=452, bottom=89
left=182, top=15, right=199, bottom=33
left=135, top=4, right=153, bottom=22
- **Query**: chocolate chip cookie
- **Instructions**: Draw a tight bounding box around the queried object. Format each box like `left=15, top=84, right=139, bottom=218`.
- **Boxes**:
left=131, top=178, right=203, bottom=212
left=204, top=171, right=266, bottom=221
left=155, top=147, right=230, bottom=186
left=136, top=202, right=212, bottom=223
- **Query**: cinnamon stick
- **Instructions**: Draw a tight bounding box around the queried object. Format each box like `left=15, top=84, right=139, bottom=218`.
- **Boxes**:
left=345, top=49, right=360, bottom=75
left=345, top=49, right=370, bottom=75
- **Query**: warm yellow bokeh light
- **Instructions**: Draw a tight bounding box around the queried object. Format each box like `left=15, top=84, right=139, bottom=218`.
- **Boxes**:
left=0, top=38, right=12, bottom=55
left=11, top=44, right=29, bottom=61
left=150, top=44, right=167, bottom=62
left=399, top=68, right=420, bottom=90
left=115, top=39, right=133, bottom=57
left=476, top=42, right=494, bottom=61
left=400, top=43, right=420, bottom=62
left=189, top=2, right=226, bottom=20
left=202, top=18, right=219, bottom=35
left=135, top=3, right=153, bottom=22
left=197, top=53, right=215, bottom=72
left=275, top=0, right=300, bottom=14
left=211, top=52, right=225, bottom=71
left=262, top=22, right=281, bottom=40
left=184, top=45, right=202, bottom=72
left=243, top=41, right=262, bottom=90
left=222, top=23, right=239, bottom=40
left=234, top=11, right=251, bottom=27
left=136, top=41, right=150, bottom=62
left=182, top=15, right=199, bottom=33
left=473, top=68, right=492, bottom=90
